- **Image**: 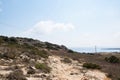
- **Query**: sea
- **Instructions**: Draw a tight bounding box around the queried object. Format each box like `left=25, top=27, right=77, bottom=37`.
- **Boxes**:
left=70, top=47, right=120, bottom=53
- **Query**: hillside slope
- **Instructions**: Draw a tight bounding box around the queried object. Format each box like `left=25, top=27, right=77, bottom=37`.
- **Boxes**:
left=0, top=36, right=115, bottom=80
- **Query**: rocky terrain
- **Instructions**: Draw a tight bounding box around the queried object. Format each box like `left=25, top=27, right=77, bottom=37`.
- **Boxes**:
left=0, top=55, right=110, bottom=80
left=0, top=36, right=119, bottom=80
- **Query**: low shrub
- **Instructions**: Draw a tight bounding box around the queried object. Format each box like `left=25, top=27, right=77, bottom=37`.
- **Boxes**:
left=2, top=36, right=9, bottom=42
left=83, top=63, right=101, bottom=69
left=45, top=42, right=60, bottom=50
left=35, top=63, right=51, bottom=73
left=62, top=57, right=72, bottom=63
left=34, top=43, right=45, bottom=48
left=22, top=43, right=34, bottom=49
left=105, top=56, right=119, bottom=63
left=9, top=37, right=17, bottom=44
left=37, top=50, right=49, bottom=58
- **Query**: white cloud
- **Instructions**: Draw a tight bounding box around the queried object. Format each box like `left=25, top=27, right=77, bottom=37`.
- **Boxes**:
left=24, top=20, right=74, bottom=35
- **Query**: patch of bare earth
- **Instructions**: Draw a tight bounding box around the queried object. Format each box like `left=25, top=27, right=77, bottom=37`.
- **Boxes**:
left=47, top=56, right=111, bottom=80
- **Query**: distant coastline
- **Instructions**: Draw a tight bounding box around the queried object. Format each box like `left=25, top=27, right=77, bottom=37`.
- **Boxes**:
left=70, top=47, right=120, bottom=53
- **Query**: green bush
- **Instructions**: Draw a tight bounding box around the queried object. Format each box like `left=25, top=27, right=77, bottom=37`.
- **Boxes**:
left=22, top=43, right=34, bottom=49
left=83, top=63, right=101, bottom=69
left=2, top=36, right=9, bottom=42
left=105, top=56, right=119, bottom=63
left=25, top=48, right=49, bottom=59
left=45, top=42, right=59, bottom=50
left=26, top=38, right=34, bottom=42
left=36, top=50, right=49, bottom=58
left=35, top=63, right=51, bottom=73
left=0, top=36, right=18, bottom=46
left=34, top=43, right=45, bottom=48
left=9, top=37, right=17, bottom=44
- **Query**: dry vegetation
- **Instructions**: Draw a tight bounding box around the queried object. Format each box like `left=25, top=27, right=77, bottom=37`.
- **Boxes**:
left=53, top=52, right=120, bottom=80
left=35, top=63, right=51, bottom=73
left=0, top=36, right=120, bottom=80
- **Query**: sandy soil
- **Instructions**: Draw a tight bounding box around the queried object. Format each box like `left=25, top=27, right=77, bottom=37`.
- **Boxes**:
left=47, top=56, right=111, bottom=80
left=0, top=56, right=111, bottom=80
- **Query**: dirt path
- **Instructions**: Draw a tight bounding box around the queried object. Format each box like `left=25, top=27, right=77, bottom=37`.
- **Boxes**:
left=48, top=56, right=111, bottom=80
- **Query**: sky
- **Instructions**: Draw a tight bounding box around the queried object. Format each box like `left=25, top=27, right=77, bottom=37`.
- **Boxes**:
left=0, top=0, right=120, bottom=48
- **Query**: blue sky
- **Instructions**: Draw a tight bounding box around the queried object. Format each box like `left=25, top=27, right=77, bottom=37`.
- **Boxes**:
left=0, top=0, right=120, bottom=48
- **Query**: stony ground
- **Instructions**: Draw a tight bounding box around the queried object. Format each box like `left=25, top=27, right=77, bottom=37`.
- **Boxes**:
left=47, top=56, right=110, bottom=80
left=0, top=55, right=111, bottom=80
